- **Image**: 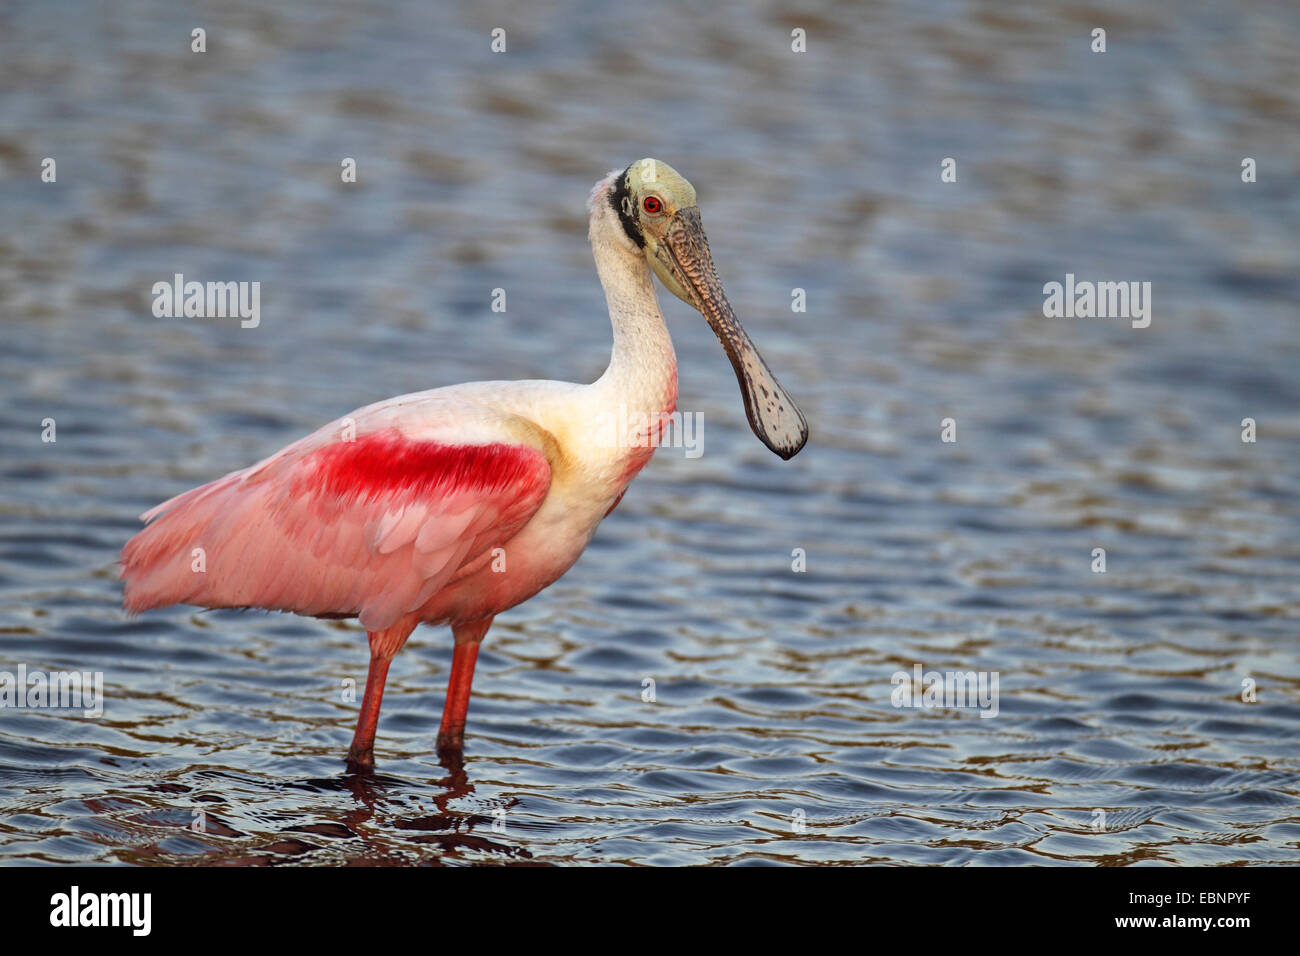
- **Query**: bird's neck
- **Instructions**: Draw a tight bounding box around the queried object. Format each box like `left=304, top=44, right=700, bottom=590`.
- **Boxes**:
left=590, top=227, right=678, bottom=423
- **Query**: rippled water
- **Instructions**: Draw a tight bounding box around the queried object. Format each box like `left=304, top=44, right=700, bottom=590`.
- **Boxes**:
left=2, top=0, right=1298, bottom=865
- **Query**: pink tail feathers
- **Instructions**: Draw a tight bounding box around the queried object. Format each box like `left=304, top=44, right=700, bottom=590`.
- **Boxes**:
left=120, top=472, right=245, bottom=614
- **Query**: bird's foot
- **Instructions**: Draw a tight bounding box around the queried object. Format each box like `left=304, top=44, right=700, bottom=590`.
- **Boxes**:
left=435, top=730, right=465, bottom=769
left=345, top=747, right=375, bottom=775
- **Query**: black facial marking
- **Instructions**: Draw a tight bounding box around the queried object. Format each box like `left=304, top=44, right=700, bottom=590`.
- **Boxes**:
left=609, top=163, right=645, bottom=249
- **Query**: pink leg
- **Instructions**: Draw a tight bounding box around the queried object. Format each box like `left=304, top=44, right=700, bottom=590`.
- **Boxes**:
left=437, top=617, right=494, bottom=753
left=346, top=619, right=417, bottom=773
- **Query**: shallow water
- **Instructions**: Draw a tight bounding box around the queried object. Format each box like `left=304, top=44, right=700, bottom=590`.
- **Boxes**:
left=1, top=0, right=1298, bottom=865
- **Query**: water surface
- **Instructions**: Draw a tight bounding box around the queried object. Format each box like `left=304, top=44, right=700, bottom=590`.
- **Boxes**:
left=1, top=0, right=1298, bottom=865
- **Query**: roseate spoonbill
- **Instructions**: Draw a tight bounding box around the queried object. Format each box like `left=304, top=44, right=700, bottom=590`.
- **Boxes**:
left=121, top=159, right=808, bottom=772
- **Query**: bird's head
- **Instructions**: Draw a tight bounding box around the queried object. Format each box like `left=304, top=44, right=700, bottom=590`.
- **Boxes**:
left=599, top=158, right=808, bottom=460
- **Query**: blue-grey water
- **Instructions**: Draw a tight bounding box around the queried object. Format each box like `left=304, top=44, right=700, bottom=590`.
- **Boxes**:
left=1, top=0, right=1298, bottom=865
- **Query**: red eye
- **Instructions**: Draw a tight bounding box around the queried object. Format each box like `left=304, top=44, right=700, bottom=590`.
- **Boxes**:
left=642, top=196, right=662, bottom=214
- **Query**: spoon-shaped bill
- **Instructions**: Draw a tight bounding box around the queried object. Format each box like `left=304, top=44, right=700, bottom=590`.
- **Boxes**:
left=650, top=208, right=809, bottom=459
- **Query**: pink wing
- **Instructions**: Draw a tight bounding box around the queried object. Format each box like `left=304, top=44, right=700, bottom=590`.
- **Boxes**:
left=121, top=414, right=553, bottom=632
